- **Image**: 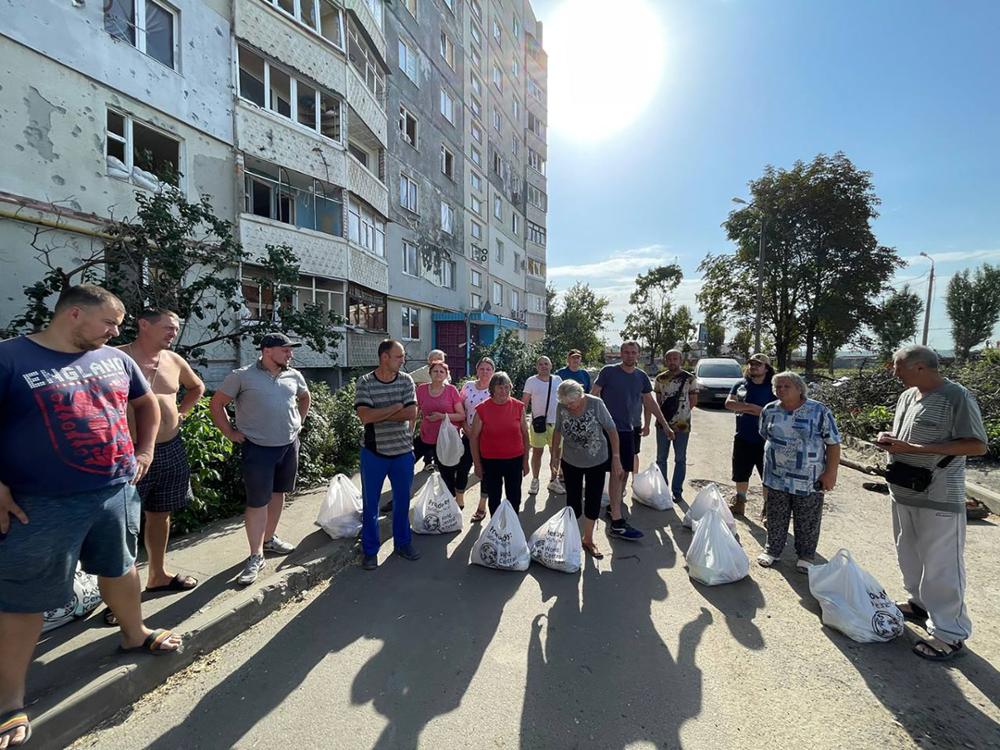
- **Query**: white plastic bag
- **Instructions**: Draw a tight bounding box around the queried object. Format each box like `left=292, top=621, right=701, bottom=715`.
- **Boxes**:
left=529, top=507, right=582, bottom=573
left=470, top=499, right=531, bottom=571
left=315, top=474, right=363, bottom=539
left=42, top=563, right=102, bottom=633
left=808, top=549, right=904, bottom=643
left=436, top=418, right=463, bottom=467
left=683, top=483, right=736, bottom=532
left=685, top=501, right=750, bottom=585
left=632, top=464, right=674, bottom=511
left=410, top=473, right=463, bottom=534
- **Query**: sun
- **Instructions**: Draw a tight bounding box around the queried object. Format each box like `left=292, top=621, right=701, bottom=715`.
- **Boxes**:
left=545, top=0, right=667, bottom=143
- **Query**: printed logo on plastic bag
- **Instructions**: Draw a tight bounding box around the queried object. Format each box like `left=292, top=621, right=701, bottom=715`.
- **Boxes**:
left=411, top=474, right=463, bottom=535
left=470, top=499, right=531, bottom=571
left=807, top=549, right=904, bottom=643
left=528, top=507, right=582, bottom=573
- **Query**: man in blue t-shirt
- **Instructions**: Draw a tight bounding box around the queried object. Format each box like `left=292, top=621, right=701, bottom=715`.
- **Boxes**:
left=0, top=285, right=181, bottom=744
left=556, top=349, right=592, bottom=393
left=724, top=353, right=776, bottom=517
left=593, top=341, right=673, bottom=540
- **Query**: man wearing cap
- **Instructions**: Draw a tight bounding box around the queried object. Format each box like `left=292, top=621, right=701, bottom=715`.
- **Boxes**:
left=724, top=353, right=775, bottom=517
left=211, top=333, right=311, bottom=585
left=649, top=349, right=698, bottom=503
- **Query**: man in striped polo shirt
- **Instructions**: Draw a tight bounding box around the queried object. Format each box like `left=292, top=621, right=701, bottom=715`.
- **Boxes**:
left=355, top=340, right=421, bottom=570
left=876, top=345, right=988, bottom=662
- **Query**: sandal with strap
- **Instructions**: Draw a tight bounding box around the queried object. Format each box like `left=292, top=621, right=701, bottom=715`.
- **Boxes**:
left=471, top=508, right=487, bottom=523
left=118, top=628, right=181, bottom=656
left=896, top=600, right=929, bottom=624
left=0, top=708, right=31, bottom=746
left=582, top=541, right=604, bottom=560
left=102, top=608, right=119, bottom=627
left=913, top=637, right=965, bottom=662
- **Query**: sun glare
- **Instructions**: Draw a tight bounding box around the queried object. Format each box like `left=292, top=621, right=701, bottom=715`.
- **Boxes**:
left=545, top=0, right=667, bottom=143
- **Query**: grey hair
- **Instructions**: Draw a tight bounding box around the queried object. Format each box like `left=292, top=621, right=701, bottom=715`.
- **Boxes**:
left=772, top=370, right=808, bottom=399
left=536, top=355, right=552, bottom=366
left=557, top=379, right=585, bottom=404
left=488, top=371, right=513, bottom=396
left=665, top=348, right=683, bottom=358
left=893, top=344, right=939, bottom=370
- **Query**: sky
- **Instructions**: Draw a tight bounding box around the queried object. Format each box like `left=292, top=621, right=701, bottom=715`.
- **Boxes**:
left=531, top=0, right=1000, bottom=352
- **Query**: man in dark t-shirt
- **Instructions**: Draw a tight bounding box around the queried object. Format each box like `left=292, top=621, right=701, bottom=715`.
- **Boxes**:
left=724, top=353, right=775, bottom=517
left=0, top=285, right=181, bottom=745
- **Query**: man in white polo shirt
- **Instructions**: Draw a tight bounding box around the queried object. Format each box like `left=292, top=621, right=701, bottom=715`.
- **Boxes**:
left=522, top=356, right=563, bottom=496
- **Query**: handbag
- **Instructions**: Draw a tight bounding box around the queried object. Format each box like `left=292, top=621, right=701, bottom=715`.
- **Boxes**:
left=885, top=456, right=954, bottom=492
left=532, top=376, right=553, bottom=434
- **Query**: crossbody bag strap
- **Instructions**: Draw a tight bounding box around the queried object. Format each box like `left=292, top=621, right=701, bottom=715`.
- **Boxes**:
left=543, top=376, right=552, bottom=420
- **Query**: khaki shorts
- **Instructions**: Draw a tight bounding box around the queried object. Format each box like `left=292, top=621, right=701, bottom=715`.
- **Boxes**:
left=529, top=423, right=555, bottom=449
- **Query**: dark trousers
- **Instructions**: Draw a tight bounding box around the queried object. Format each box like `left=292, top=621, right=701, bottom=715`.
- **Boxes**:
left=561, top=460, right=606, bottom=521
left=481, top=456, right=524, bottom=515
left=415, top=435, right=472, bottom=496
left=764, top=487, right=824, bottom=559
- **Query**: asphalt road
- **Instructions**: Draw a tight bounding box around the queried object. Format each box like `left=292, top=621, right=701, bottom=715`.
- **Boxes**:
left=73, top=406, right=1000, bottom=750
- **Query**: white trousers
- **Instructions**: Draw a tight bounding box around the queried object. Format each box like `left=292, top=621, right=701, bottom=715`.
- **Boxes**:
left=892, top=502, right=972, bottom=643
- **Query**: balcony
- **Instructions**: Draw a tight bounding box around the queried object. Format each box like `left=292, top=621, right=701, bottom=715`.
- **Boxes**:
left=345, top=0, right=386, bottom=62
left=348, top=244, right=389, bottom=294
left=348, top=155, right=389, bottom=217
left=526, top=276, right=546, bottom=296
left=236, top=102, right=348, bottom=187
left=239, top=214, right=349, bottom=280
left=526, top=311, right=547, bottom=332
left=348, top=67, right=388, bottom=145
left=347, top=330, right=385, bottom=367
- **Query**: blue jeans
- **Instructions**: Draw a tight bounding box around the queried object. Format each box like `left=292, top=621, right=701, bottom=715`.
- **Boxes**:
left=655, top=427, right=690, bottom=498
left=360, top=448, right=415, bottom=556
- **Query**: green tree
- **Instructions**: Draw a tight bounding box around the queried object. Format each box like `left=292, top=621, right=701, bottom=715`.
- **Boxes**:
left=474, top=329, right=539, bottom=392
left=698, top=152, right=903, bottom=370
left=703, top=314, right=726, bottom=356
left=543, top=282, right=612, bottom=365
left=728, top=328, right=753, bottom=360
left=4, top=186, right=341, bottom=364
left=946, top=264, right=1000, bottom=360
left=871, top=285, right=923, bottom=359
left=621, top=264, right=684, bottom=366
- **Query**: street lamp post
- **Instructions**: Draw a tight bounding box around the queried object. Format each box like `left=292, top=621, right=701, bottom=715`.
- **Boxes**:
left=732, top=197, right=766, bottom=352
left=919, top=251, right=935, bottom=346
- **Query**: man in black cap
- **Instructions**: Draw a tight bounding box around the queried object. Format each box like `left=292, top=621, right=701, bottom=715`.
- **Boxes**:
left=210, top=333, right=311, bottom=585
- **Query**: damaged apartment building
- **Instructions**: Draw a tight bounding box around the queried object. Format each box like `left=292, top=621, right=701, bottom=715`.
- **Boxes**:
left=0, top=0, right=547, bottom=385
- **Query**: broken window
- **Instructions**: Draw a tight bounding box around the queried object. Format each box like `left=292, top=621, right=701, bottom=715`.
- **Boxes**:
left=348, top=198, right=386, bottom=257
left=238, top=47, right=266, bottom=107
left=105, top=0, right=176, bottom=69
left=105, top=108, right=180, bottom=189
left=268, top=67, right=292, bottom=118
left=439, top=88, right=455, bottom=124
left=440, top=202, right=454, bottom=234
left=348, top=21, right=386, bottom=103
left=402, top=306, right=420, bottom=340
left=349, top=143, right=369, bottom=168
left=348, top=283, right=386, bottom=332
left=398, top=37, right=418, bottom=83
left=399, top=105, right=418, bottom=147
left=440, top=31, right=454, bottom=69
left=402, top=241, right=419, bottom=276
left=440, top=145, right=454, bottom=180
left=319, top=2, right=344, bottom=47
left=243, top=156, right=343, bottom=238
left=297, top=81, right=318, bottom=129
left=319, top=93, right=341, bottom=141
left=399, top=173, right=418, bottom=212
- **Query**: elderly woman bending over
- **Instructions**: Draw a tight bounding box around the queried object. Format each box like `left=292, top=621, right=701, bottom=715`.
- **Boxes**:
left=550, top=380, right=623, bottom=559
left=470, top=372, right=530, bottom=515
left=757, top=371, right=842, bottom=573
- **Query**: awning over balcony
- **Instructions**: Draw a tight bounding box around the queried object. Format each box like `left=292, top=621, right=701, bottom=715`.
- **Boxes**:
left=432, top=311, right=522, bottom=329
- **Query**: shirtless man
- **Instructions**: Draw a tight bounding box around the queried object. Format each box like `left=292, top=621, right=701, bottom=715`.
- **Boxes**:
left=120, top=309, right=204, bottom=594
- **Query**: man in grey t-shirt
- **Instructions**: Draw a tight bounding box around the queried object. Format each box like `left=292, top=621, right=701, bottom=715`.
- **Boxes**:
left=211, top=333, right=310, bottom=585
left=355, top=340, right=420, bottom=571
left=875, top=345, right=988, bottom=661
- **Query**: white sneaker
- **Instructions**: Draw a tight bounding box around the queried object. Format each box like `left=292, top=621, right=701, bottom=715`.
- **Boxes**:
left=263, top=536, right=296, bottom=555
left=756, top=552, right=777, bottom=568
left=237, top=554, right=266, bottom=585
left=795, top=559, right=813, bottom=574
left=529, top=478, right=540, bottom=494
left=547, top=478, right=566, bottom=494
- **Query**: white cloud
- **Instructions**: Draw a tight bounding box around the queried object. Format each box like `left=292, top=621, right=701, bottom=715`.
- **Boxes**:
left=902, top=248, right=1000, bottom=265
left=547, top=245, right=674, bottom=281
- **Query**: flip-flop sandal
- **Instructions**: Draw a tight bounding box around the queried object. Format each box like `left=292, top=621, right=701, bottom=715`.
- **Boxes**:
left=146, top=573, right=199, bottom=593
left=912, top=638, right=964, bottom=662
left=118, top=628, right=181, bottom=656
left=897, top=600, right=929, bottom=624
left=582, top=543, right=604, bottom=560
left=471, top=509, right=487, bottom=523
left=0, top=708, right=31, bottom=746
left=863, top=482, right=890, bottom=494
left=966, top=500, right=989, bottom=520
left=102, top=608, right=119, bottom=627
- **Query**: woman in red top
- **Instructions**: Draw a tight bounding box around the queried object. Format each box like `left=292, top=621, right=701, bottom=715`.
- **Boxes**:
left=469, top=371, right=530, bottom=515
left=415, top=362, right=465, bottom=499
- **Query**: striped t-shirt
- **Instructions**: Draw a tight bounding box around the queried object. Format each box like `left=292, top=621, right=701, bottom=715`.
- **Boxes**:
left=888, top=380, right=988, bottom=512
left=354, top=370, right=417, bottom=457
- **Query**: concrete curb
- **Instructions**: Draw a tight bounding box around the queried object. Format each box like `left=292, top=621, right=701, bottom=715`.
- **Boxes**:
left=33, top=534, right=362, bottom=749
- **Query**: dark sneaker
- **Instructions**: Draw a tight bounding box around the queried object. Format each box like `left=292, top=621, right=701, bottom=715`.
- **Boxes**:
left=362, top=554, right=378, bottom=571
left=263, top=536, right=296, bottom=555
left=237, top=554, right=266, bottom=585
left=608, top=521, right=643, bottom=541
left=396, top=544, right=422, bottom=561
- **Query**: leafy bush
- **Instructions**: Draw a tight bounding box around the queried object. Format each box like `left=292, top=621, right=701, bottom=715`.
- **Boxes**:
left=298, top=381, right=363, bottom=485
left=474, top=329, right=539, bottom=392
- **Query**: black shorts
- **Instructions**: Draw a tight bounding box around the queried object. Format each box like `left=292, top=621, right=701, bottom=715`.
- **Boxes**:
left=617, top=429, right=642, bottom=472
left=242, top=438, right=299, bottom=508
left=136, top=434, right=193, bottom=513
left=731, top=436, right=765, bottom=483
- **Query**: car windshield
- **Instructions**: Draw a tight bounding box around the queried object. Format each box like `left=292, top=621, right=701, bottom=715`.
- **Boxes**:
left=698, top=363, right=742, bottom=378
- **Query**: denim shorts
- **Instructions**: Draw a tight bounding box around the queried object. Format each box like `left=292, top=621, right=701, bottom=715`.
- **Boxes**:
left=241, top=438, right=299, bottom=508
left=0, top=482, right=139, bottom=613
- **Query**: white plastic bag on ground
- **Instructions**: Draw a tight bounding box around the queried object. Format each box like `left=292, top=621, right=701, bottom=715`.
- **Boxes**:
left=470, top=499, right=531, bottom=571
left=808, top=549, right=904, bottom=643
left=632, top=464, right=674, bottom=511
left=683, top=483, right=736, bottom=532
left=436, top=418, right=463, bottom=467
left=685, top=500, right=750, bottom=585
left=529, top=507, right=582, bottom=573
left=42, top=563, right=101, bottom=633
left=315, top=474, right=363, bottom=539
left=410, top=473, right=463, bottom=534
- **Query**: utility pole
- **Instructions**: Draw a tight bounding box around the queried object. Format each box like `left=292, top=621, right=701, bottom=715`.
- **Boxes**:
left=732, top=197, right=766, bottom=353
left=919, top=252, right=934, bottom=346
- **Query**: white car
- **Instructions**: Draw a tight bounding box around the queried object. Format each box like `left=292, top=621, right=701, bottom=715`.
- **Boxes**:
left=694, top=358, right=744, bottom=405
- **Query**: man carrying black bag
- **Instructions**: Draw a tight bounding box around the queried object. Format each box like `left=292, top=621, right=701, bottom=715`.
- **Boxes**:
left=875, top=345, right=988, bottom=662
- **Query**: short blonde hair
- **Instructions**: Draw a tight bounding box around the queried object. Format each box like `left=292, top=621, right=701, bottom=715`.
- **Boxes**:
left=557, top=379, right=585, bottom=404
left=488, top=371, right=513, bottom=396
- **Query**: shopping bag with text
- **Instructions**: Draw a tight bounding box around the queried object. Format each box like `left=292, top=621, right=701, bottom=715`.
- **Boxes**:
left=808, top=549, right=904, bottom=643
left=529, top=506, right=582, bottom=573
left=470, top=499, right=531, bottom=571
left=411, top=473, right=463, bottom=535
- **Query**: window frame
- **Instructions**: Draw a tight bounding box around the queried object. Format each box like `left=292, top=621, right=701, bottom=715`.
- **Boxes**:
left=439, top=88, right=456, bottom=124
left=402, top=240, right=420, bottom=277
left=399, top=172, right=419, bottom=213
left=440, top=201, right=454, bottom=235
left=105, top=0, right=179, bottom=70
left=402, top=304, right=420, bottom=340
left=439, top=30, right=455, bottom=69
left=491, top=280, right=503, bottom=305
left=398, top=103, right=418, bottom=148
left=398, top=36, right=419, bottom=83
left=105, top=107, right=182, bottom=190
left=440, top=144, right=455, bottom=180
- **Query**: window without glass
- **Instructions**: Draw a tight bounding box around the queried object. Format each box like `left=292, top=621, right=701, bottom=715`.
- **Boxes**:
left=106, top=108, right=181, bottom=188
left=493, top=19, right=501, bottom=44
left=512, top=138, right=519, bottom=158
left=492, top=108, right=501, bottom=133
left=495, top=238, right=504, bottom=263
left=105, top=0, right=176, bottom=69
left=511, top=289, right=519, bottom=311
left=528, top=148, right=546, bottom=175
left=399, top=173, right=418, bottom=212
left=348, top=283, right=387, bottom=331
left=528, top=185, right=546, bottom=210
left=440, top=202, right=454, bottom=234
left=243, top=156, right=344, bottom=238
left=402, top=306, right=420, bottom=339
left=238, top=47, right=266, bottom=107
left=528, top=112, right=545, bottom=138
left=402, top=240, right=420, bottom=276
left=399, top=105, right=418, bottom=147
left=319, top=2, right=344, bottom=47
left=512, top=212, right=519, bottom=235
left=440, top=145, right=454, bottom=179
left=437, top=261, right=455, bottom=289
left=528, top=76, right=544, bottom=102
left=527, top=258, right=545, bottom=278
left=440, top=31, right=455, bottom=69
left=471, top=292, right=482, bottom=309
left=493, top=152, right=502, bottom=176
left=512, top=97, right=521, bottom=121
left=348, top=21, right=386, bottom=101
left=348, top=198, right=386, bottom=256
